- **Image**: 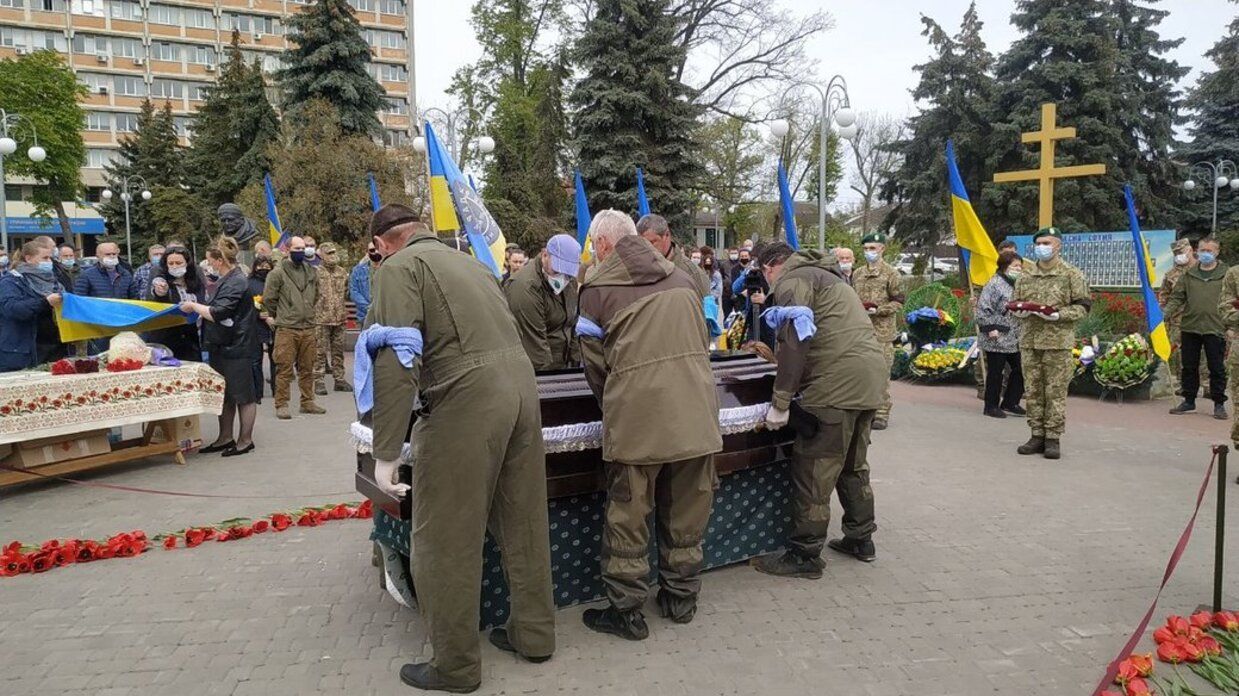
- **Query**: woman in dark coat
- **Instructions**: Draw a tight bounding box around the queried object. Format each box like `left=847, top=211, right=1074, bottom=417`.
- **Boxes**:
left=247, top=256, right=276, bottom=402
left=0, top=240, right=64, bottom=371
left=146, top=246, right=205, bottom=362
left=178, top=236, right=259, bottom=457
left=975, top=250, right=1026, bottom=418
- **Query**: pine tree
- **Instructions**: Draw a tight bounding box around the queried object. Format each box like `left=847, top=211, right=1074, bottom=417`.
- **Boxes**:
left=101, top=100, right=183, bottom=252
left=570, top=0, right=702, bottom=236
left=185, top=33, right=279, bottom=208
left=277, top=0, right=386, bottom=136
left=1181, top=13, right=1239, bottom=240
left=880, top=3, right=996, bottom=247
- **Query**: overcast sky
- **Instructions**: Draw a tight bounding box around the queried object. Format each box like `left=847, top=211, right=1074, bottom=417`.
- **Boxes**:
left=412, top=1, right=1237, bottom=207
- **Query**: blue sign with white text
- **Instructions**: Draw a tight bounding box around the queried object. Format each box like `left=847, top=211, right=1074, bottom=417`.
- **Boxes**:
left=4, top=217, right=106, bottom=235
left=1003, top=230, right=1176, bottom=288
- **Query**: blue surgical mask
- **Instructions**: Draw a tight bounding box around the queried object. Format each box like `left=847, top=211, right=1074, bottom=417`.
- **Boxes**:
left=1199, top=251, right=1217, bottom=265
left=61, top=258, right=75, bottom=268
left=864, top=251, right=880, bottom=264
left=151, top=254, right=162, bottom=265
left=37, top=260, right=54, bottom=273
left=0, top=256, right=8, bottom=268
left=1033, top=244, right=1055, bottom=261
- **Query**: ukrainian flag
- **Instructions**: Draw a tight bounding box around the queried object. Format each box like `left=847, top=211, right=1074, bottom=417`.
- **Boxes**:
left=263, top=174, right=289, bottom=250
left=424, top=122, right=503, bottom=277
left=945, top=140, right=998, bottom=285
left=56, top=294, right=192, bottom=342
left=636, top=167, right=651, bottom=217
left=777, top=159, right=799, bottom=251
left=1123, top=184, right=1172, bottom=362
left=575, top=169, right=592, bottom=264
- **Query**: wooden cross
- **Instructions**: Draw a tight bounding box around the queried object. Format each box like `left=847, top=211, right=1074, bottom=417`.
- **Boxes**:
left=992, top=102, right=1106, bottom=228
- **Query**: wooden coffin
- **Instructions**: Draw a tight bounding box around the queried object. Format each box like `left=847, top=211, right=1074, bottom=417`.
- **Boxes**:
left=355, top=352, right=792, bottom=521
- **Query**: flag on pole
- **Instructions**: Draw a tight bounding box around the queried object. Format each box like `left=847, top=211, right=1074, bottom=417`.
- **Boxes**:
left=424, top=122, right=504, bottom=277
left=263, top=174, right=289, bottom=250
left=56, top=294, right=192, bottom=342
left=777, top=159, right=799, bottom=251
left=575, top=169, right=593, bottom=264
left=945, top=139, right=999, bottom=285
left=367, top=172, right=381, bottom=212
left=1123, top=184, right=1172, bottom=362
left=636, top=167, right=651, bottom=217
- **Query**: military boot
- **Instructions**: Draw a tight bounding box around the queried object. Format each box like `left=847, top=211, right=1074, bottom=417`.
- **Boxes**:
left=656, top=590, right=697, bottom=624
left=334, top=381, right=354, bottom=393
left=275, top=406, right=291, bottom=420
left=871, top=417, right=889, bottom=431
left=1169, top=399, right=1196, bottom=415
left=398, top=662, right=479, bottom=694
left=1043, top=438, right=1061, bottom=460
left=1215, top=402, right=1228, bottom=420
left=314, top=382, right=328, bottom=396
left=827, top=536, right=877, bottom=562
left=1017, top=436, right=1045, bottom=455
left=752, top=550, right=825, bottom=579
left=488, top=628, right=552, bottom=663
left=300, top=403, right=327, bottom=415
left=582, top=606, right=649, bottom=641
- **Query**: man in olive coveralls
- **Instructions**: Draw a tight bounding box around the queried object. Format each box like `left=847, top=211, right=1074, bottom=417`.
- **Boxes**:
left=852, top=232, right=904, bottom=430
left=365, top=205, right=555, bottom=693
left=576, top=210, right=722, bottom=640
left=751, top=243, right=887, bottom=577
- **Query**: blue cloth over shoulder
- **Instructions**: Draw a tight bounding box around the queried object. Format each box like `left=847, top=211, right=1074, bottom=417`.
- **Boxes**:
left=762, top=306, right=817, bottom=341
left=575, top=316, right=604, bottom=340
left=354, top=324, right=423, bottom=415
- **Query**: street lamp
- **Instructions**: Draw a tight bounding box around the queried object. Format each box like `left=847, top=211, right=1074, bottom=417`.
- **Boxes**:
left=414, top=107, right=493, bottom=163
left=101, top=176, right=151, bottom=264
left=0, top=109, right=49, bottom=252
left=771, top=75, right=856, bottom=252
left=1183, top=159, right=1238, bottom=233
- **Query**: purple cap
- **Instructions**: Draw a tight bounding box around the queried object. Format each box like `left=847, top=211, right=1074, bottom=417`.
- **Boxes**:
left=545, top=234, right=581, bottom=278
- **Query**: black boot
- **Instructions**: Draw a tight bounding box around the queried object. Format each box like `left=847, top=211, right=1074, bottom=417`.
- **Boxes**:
left=871, top=418, right=888, bottom=431
left=1003, top=404, right=1026, bottom=416
left=656, top=590, right=697, bottom=624
left=398, top=663, right=479, bottom=693
left=1017, top=436, right=1045, bottom=455
left=582, top=605, right=649, bottom=641
left=751, top=550, right=825, bottom=579
left=1169, top=399, right=1197, bottom=415
left=488, top=628, right=551, bottom=663
left=1043, top=438, right=1061, bottom=460
left=827, top=537, right=877, bottom=562
left=983, top=407, right=1007, bottom=419
left=1215, top=402, right=1229, bottom=420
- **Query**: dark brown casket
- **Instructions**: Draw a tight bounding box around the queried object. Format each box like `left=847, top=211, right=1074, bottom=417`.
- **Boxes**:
left=355, top=352, right=793, bottom=521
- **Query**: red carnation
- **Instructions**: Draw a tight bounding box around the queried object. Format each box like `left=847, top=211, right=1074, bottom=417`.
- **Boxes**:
left=252, top=520, right=269, bottom=534
left=185, top=529, right=207, bottom=548
left=353, top=500, right=374, bottom=519
left=163, top=536, right=177, bottom=549
left=329, top=504, right=349, bottom=520
left=271, top=514, right=292, bottom=531
left=297, top=513, right=318, bottom=527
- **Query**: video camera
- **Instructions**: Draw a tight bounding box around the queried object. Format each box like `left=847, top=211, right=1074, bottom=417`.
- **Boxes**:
left=744, top=267, right=766, bottom=295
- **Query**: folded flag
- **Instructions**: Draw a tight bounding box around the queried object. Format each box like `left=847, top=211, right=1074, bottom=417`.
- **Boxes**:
left=56, top=294, right=192, bottom=343
left=762, top=306, right=817, bottom=341
left=1005, top=301, right=1056, bottom=317
left=354, top=325, right=423, bottom=415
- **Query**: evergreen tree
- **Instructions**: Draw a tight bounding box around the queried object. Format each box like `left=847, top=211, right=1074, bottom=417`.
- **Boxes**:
left=880, top=3, right=995, bottom=247
left=1181, top=12, right=1239, bottom=240
left=570, top=0, right=702, bottom=236
left=101, top=100, right=183, bottom=252
left=186, top=33, right=279, bottom=208
left=276, top=0, right=386, bottom=136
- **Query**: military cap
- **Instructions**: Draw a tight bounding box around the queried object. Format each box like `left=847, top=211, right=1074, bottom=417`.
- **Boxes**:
left=1033, top=227, right=1062, bottom=241
left=861, top=232, right=889, bottom=245
left=1172, top=237, right=1191, bottom=253
left=369, top=203, right=421, bottom=238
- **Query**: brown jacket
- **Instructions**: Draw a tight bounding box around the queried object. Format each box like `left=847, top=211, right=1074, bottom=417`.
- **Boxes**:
left=504, top=258, right=580, bottom=370
left=263, top=257, right=318, bottom=329
left=578, top=235, right=722, bottom=465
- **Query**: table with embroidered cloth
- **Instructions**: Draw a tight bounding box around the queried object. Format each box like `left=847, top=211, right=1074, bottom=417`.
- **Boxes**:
left=352, top=352, right=796, bottom=629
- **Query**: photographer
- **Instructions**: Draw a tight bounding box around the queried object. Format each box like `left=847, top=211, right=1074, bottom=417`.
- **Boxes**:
left=730, top=245, right=774, bottom=345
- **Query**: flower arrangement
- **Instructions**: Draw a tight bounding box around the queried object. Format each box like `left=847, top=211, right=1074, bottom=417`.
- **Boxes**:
left=253, top=294, right=264, bottom=310
left=105, top=357, right=145, bottom=373
left=1103, top=611, right=1239, bottom=695
left=910, top=346, right=969, bottom=378
left=48, top=358, right=99, bottom=376
left=1093, top=333, right=1155, bottom=390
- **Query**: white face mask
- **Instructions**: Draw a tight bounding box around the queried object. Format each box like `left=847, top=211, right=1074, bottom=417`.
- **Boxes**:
left=547, top=274, right=569, bottom=296
left=1174, top=253, right=1189, bottom=266
left=729, top=254, right=739, bottom=262
left=100, top=256, right=119, bottom=269
left=304, top=246, right=317, bottom=259
left=864, top=251, right=880, bottom=264
left=168, top=266, right=187, bottom=279
left=1033, top=243, right=1055, bottom=261
left=839, top=262, right=853, bottom=272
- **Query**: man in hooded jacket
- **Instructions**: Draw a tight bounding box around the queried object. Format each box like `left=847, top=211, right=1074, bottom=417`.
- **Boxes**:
left=505, top=234, right=583, bottom=370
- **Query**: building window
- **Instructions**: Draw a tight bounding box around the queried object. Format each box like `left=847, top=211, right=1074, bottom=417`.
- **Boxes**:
left=37, top=0, right=65, bottom=11
left=85, top=148, right=117, bottom=169
left=146, top=3, right=180, bottom=25
left=114, top=112, right=138, bottom=132
left=111, top=37, right=142, bottom=58
left=349, top=0, right=374, bottom=12
left=374, top=63, right=407, bottom=82
left=225, top=13, right=278, bottom=34
left=185, top=7, right=213, bottom=29
left=150, top=79, right=183, bottom=99
left=71, top=0, right=102, bottom=15
left=108, top=0, right=140, bottom=21
left=172, top=116, right=191, bottom=136
left=372, top=30, right=405, bottom=50
left=382, top=97, right=407, bottom=115
left=150, top=42, right=182, bottom=62
left=0, top=0, right=25, bottom=9
left=188, top=45, right=216, bottom=66
left=379, top=0, right=403, bottom=15
left=71, top=33, right=106, bottom=55
left=33, top=30, right=68, bottom=52
left=78, top=72, right=108, bottom=91
left=113, top=76, right=145, bottom=96
left=382, top=130, right=408, bottom=147
left=84, top=111, right=111, bottom=131
left=188, top=82, right=209, bottom=101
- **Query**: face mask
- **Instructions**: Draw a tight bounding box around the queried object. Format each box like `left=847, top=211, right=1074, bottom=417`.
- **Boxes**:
left=100, top=257, right=119, bottom=269
left=254, top=268, right=270, bottom=280
left=547, top=274, right=569, bottom=296
left=1033, top=244, right=1055, bottom=261
left=291, top=250, right=306, bottom=264
left=691, top=256, right=702, bottom=265
left=61, top=258, right=75, bottom=268
left=150, top=255, right=162, bottom=265
left=839, top=262, right=853, bottom=273
left=729, top=254, right=739, bottom=262
left=739, top=258, right=750, bottom=267
left=0, top=257, right=8, bottom=269
left=368, top=252, right=382, bottom=263
left=1007, top=271, right=1021, bottom=279
left=1174, top=253, right=1189, bottom=266
left=304, top=246, right=317, bottom=259
left=1199, top=251, right=1217, bottom=265
left=37, top=260, right=54, bottom=273
left=864, top=251, right=880, bottom=264
left=168, top=266, right=187, bottom=279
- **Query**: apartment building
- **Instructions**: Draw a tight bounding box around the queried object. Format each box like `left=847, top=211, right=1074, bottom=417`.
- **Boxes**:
left=0, top=0, right=415, bottom=246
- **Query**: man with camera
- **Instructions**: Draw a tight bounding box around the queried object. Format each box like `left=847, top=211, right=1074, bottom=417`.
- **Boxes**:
left=751, top=242, right=886, bottom=576
left=853, top=233, right=904, bottom=430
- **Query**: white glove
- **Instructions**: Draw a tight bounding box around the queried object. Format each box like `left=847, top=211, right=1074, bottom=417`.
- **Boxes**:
left=1036, top=312, right=1061, bottom=321
left=765, top=406, right=790, bottom=429
left=867, top=307, right=877, bottom=315
left=374, top=458, right=411, bottom=498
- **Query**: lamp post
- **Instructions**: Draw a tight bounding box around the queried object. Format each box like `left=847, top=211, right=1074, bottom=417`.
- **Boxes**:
left=769, top=76, right=857, bottom=252
left=0, top=109, right=49, bottom=252
left=100, top=176, right=151, bottom=265
left=411, top=107, right=494, bottom=163
left=1183, top=159, right=1239, bottom=234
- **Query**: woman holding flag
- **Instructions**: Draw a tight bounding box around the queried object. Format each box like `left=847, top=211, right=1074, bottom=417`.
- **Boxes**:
left=146, top=246, right=205, bottom=362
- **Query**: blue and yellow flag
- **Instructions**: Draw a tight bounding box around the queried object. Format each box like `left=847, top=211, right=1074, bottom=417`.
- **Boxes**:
left=777, top=159, right=799, bottom=251
left=367, top=172, right=381, bottom=212
left=636, top=167, right=651, bottom=218
left=56, top=294, right=192, bottom=342
left=945, top=140, right=998, bottom=285
left=1123, top=184, right=1171, bottom=362
left=424, top=122, right=503, bottom=277
left=575, top=169, right=593, bottom=264
left=263, top=174, right=288, bottom=250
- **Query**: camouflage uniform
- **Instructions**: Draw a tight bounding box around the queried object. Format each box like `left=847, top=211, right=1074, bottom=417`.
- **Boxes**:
left=853, top=259, right=904, bottom=423
left=1216, top=266, right=1239, bottom=444
left=1013, top=256, right=1091, bottom=441
left=313, top=244, right=350, bottom=391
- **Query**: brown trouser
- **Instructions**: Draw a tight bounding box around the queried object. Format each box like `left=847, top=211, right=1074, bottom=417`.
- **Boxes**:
left=273, top=327, right=317, bottom=409
left=410, top=360, right=555, bottom=687
left=314, top=323, right=346, bottom=387
left=788, top=407, right=876, bottom=559
left=600, top=455, right=715, bottom=615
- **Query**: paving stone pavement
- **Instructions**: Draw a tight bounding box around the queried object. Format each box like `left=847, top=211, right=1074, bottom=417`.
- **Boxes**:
left=1, top=378, right=1237, bottom=696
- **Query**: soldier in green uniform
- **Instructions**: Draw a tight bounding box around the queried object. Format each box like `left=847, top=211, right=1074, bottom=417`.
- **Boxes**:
left=1160, top=238, right=1196, bottom=398
left=364, top=205, right=556, bottom=693
left=577, top=210, right=722, bottom=639
left=852, top=232, right=903, bottom=430
left=313, top=242, right=353, bottom=394
left=751, top=242, right=887, bottom=577
left=1011, top=228, right=1091, bottom=460
left=637, top=213, right=711, bottom=298
left=1215, top=261, right=1239, bottom=446
left=505, top=234, right=582, bottom=371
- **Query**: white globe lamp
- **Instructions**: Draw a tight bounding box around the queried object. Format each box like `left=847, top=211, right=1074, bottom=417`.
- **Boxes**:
left=0, top=137, right=15, bottom=156
left=476, top=136, right=495, bottom=154
left=27, top=145, right=46, bottom=163
left=770, top=119, right=790, bottom=139
left=834, top=107, right=857, bottom=128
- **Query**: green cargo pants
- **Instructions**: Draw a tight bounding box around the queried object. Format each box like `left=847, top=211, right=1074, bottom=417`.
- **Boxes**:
left=408, top=360, right=556, bottom=687
left=788, top=407, right=877, bottom=559
left=600, top=456, right=716, bottom=616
